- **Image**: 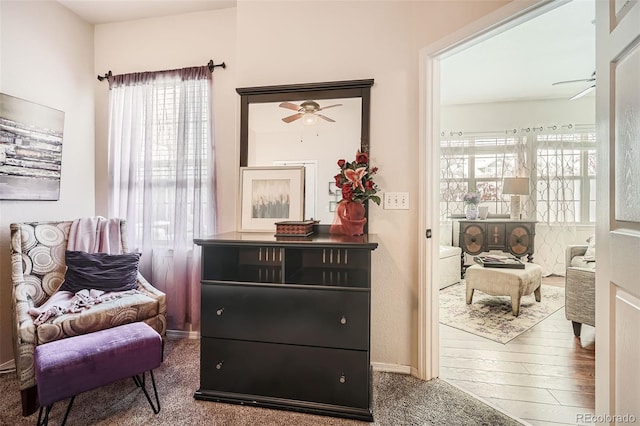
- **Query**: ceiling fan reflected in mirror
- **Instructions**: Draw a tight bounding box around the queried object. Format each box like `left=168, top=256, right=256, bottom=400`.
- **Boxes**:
left=279, top=100, right=343, bottom=125
left=552, top=71, right=596, bottom=100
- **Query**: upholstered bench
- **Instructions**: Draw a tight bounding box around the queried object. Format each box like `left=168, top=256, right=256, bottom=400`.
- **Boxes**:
left=35, top=322, right=163, bottom=425
left=465, top=263, right=543, bottom=316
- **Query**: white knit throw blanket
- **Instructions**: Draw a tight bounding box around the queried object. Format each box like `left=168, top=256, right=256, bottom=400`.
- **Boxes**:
left=29, top=289, right=138, bottom=326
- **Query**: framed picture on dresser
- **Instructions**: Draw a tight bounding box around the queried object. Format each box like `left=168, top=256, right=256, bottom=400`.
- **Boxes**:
left=239, top=166, right=305, bottom=232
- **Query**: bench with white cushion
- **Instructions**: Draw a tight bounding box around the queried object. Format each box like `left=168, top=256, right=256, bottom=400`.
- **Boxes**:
left=465, top=263, right=543, bottom=316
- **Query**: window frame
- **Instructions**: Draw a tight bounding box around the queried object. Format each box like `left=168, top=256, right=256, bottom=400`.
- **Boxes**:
left=440, top=129, right=596, bottom=224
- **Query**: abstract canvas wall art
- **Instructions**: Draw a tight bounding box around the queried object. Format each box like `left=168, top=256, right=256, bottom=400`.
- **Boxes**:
left=0, top=93, right=65, bottom=200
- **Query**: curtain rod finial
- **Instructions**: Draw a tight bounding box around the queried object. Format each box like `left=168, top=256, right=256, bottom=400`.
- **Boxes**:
left=97, top=70, right=112, bottom=82
left=208, top=60, right=226, bottom=72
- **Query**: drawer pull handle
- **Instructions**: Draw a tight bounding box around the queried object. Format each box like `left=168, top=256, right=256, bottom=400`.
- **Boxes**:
left=340, top=316, right=347, bottom=325
left=216, top=308, right=224, bottom=316
left=339, top=374, right=346, bottom=384
left=216, top=361, right=224, bottom=370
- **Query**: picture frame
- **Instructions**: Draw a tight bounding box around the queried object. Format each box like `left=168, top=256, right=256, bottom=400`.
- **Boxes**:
left=0, top=93, right=65, bottom=200
left=328, top=181, right=339, bottom=195
left=273, top=159, right=317, bottom=221
left=239, top=166, right=305, bottom=232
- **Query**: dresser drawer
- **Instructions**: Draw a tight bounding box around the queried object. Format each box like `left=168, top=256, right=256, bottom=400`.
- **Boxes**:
left=201, top=283, right=369, bottom=350
left=200, top=338, right=370, bottom=409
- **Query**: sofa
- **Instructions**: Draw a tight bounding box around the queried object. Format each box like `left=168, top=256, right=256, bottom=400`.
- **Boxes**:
left=439, top=245, right=462, bottom=289
left=10, top=220, right=167, bottom=415
left=565, top=241, right=595, bottom=338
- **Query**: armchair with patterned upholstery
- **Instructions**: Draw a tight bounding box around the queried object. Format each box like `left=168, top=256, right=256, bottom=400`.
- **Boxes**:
left=565, top=244, right=595, bottom=338
left=10, top=220, right=166, bottom=416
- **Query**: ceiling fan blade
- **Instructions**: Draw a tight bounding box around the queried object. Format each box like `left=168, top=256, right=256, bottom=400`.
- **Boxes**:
left=569, top=85, right=596, bottom=101
left=317, top=103, right=343, bottom=111
left=279, top=102, right=301, bottom=111
left=282, top=113, right=303, bottom=123
left=552, top=78, right=595, bottom=86
left=317, top=114, right=335, bottom=123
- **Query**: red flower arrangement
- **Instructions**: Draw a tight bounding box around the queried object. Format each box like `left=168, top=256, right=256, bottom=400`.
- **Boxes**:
left=333, top=151, right=381, bottom=205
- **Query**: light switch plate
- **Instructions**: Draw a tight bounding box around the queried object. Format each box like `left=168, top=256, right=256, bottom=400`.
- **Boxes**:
left=384, top=192, right=409, bottom=209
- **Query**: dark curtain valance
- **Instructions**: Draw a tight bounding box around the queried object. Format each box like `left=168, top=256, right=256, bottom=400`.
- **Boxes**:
left=108, top=65, right=211, bottom=89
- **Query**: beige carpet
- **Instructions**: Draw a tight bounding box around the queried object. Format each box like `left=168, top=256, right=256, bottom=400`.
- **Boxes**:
left=439, top=282, right=565, bottom=344
left=0, top=337, right=522, bottom=425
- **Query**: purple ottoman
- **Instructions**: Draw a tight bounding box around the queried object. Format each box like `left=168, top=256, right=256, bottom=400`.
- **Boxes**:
left=35, top=322, right=162, bottom=425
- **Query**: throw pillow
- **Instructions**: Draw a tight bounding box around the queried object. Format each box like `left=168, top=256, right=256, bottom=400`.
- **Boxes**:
left=59, top=251, right=141, bottom=293
left=583, top=235, right=596, bottom=262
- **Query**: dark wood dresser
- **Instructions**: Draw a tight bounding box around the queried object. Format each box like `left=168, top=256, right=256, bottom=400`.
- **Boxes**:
left=193, top=231, right=378, bottom=421
left=458, top=219, right=536, bottom=262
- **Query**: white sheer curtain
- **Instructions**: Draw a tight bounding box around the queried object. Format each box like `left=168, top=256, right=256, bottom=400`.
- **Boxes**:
left=107, top=66, right=215, bottom=331
left=532, top=125, right=595, bottom=275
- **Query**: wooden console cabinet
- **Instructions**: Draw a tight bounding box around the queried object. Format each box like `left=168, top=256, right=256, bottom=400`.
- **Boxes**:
left=194, top=232, right=378, bottom=422
left=458, top=219, right=536, bottom=262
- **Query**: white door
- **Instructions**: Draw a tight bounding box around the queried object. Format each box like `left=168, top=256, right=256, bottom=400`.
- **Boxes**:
left=595, top=0, right=640, bottom=421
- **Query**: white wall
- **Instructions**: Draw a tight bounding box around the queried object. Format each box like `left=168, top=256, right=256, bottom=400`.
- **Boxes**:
left=93, top=8, right=238, bottom=233
left=0, top=0, right=95, bottom=364
left=441, top=96, right=595, bottom=132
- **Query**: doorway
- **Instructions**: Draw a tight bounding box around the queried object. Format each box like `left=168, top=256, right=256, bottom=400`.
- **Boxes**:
left=419, top=0, right=596, bottom=424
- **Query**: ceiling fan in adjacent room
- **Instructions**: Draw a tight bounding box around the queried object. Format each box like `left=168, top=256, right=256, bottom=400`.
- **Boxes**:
left=552, top=71, right=596, bottom=100
left=279, top=101, right=342, bottom=125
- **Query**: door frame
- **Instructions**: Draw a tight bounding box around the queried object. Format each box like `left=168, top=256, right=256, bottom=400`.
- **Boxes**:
left=416, top=0, right=570, bottom=381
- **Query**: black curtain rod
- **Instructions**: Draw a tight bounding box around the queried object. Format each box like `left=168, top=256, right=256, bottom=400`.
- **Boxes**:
left=97, top=59, right=226, bottom=82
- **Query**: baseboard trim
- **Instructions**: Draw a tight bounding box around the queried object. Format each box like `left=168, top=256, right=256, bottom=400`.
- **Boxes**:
left=410, top=366, right=419, bottom=378
left=371, top=362, right=411, bottom=375
left=166, top=329, right=200, bottom=339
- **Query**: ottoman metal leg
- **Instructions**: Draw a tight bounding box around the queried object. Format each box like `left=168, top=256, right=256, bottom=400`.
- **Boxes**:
left=37, top=396, right=75, bottom=426
left=133, top=370, right=161, bottom=414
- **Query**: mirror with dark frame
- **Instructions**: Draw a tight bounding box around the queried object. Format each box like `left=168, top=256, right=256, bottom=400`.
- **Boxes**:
left=236, top=79, right=374, bottom=227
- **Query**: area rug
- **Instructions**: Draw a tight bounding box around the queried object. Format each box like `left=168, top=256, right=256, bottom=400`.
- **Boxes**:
left=439, top=282, right=565, bottom=344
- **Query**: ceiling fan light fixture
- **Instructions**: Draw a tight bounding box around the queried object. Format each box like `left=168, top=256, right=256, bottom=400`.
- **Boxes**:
left=302, top=113, right=318, bottom=126
left=279, top=100, right=341, bottom=124
left=569, top=84, right=595, bottom=101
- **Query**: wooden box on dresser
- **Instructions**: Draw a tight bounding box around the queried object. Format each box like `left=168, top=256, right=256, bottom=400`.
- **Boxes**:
left=194, top=231, right=378, bottom=422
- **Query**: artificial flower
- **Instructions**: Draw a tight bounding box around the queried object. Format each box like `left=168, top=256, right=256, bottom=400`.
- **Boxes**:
left=463, top=191, right=481, bottom=205
left=345, top=167, right=366, bottom=191
left=334, top=151, right=381, bottom=205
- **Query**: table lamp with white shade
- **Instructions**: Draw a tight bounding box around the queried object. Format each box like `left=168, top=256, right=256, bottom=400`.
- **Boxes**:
left=502, top=177, right=530, bottom=220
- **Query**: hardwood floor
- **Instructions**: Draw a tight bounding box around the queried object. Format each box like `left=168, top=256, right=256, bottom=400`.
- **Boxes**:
left=439, top=276, right=596, bottom=425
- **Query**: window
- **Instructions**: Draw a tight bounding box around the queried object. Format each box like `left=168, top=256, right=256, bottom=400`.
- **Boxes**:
left=534, top=131, right=596, bottom=224
left=440, top=128, right=596, bottom=224
left=133, top=80, right=211, bottom=246
left=440, top=135, right=521, bottom=218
